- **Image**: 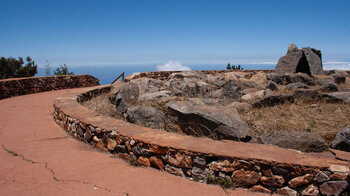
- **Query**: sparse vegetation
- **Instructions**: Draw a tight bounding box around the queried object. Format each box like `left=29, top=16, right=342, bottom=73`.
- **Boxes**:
left=54, top=64, right=74, bottom=75
left=226, top=63, right=243, bottom=70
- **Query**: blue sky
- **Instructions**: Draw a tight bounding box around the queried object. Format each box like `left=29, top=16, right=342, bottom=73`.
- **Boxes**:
left=0, top=0, right=349, bottom=69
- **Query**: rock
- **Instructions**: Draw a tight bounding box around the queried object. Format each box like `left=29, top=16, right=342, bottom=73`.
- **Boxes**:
left=84, top=129, right=93, bottom=141
left=250, top=185, right=271, bottom=194
left=191, top=167, right=214, bottom=180
left=321, top=92, right=350, bottom=103
left=330, top=172, right=348, bottom=180
left=231, top=169, right=261, bottom=186
left=167, top=152, right=192, bottom=168
left=165, top=165, right=185, bottom=177
left=276, top=186, right=298, bottom=196
left=126, top=106, right=166, bottom=129
left=241, top=90, right=271, bottom=101
left=168, top=71, right=207, bottom=80
left=272, top=167, right=290, bottom=180
left=302, top=184, right=320, bottom=196
left=333, top=75, right=346, bottom=84
left=193, top=156, right=206, bottom=166
left=262, top=131, right=328, bottom=152
left=294, top=89, right=318, bottom=99
left=138, top=91, right=170, bottom=102
left=95, top=140, right=107, bottom=151
left=302, top=47, right=323, bottom=75
left=319, top=181, right=348, bottom=196
left=221, top=80, right=241, bottom=100
left=315, top=75, right=335, bottom=85
left=260, top=175, right=285, bottom=187
left=320, top=83, right=338, bottom=92
left=149, top=156, right=164, bottom=170
left=267, top=81, right=278, bottom=91
left=286, top=82, right=309, bottom=90
left=288, top=174, right=314, bottom=188
left=115, top=145, right=126, bottom=153
left=252, top=94, right=295, bottom=107
left=275, top=44, right=307, bottom=75
left=332, top=126, right=350, bottom=152
left=137, top=156, right=151, bottom=167
left=166, top=100, right=252, bottom=141
left=169, top=78, right=214, bottom=98
left=132, top=78, right=163, bottom=94
left=287, top=73, right=315, bottom=85
left=250, top=72, right=267, bottom=87
left=149, top=145, right=168, bottom=154
left=208, top=160, right=238, bottom=172
left=107, top=138, right=117, bottom=151
left=314, top=171, right=330, bottom=183
left=275, top=44, right=323, bottom=76
left=117, top=153, right=131, bottom=162
left=114, top=83, right=139, bottom=114
left=288, top=43, right=298, bottom=52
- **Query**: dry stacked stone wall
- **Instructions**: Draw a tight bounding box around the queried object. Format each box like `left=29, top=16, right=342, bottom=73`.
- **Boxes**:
left=53, top=85, right=350, bottom=196
left=0, top=75, right=99, bottom=99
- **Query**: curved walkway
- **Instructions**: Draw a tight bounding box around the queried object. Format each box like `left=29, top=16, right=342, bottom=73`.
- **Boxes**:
left=0, top=88, right=266, bottom=196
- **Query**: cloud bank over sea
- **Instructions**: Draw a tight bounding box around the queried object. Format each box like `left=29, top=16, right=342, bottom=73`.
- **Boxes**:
left=323, top=61, right=350, bottom=70
left=156, top=61, right=191, bottom=71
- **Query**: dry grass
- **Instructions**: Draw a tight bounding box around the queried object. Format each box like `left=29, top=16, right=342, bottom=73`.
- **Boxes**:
left=81, top=93, right=121, bottom=119
left=240, top=99, right=350, bottom=145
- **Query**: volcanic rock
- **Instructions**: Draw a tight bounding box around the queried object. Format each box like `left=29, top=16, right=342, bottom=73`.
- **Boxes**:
left=332, top=126, right=350, bottom=152
left=126, top=106, right=166, bottom=129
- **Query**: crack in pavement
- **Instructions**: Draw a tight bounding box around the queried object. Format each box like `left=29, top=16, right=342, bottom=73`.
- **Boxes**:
left=2, top=144, right=129, bottom=196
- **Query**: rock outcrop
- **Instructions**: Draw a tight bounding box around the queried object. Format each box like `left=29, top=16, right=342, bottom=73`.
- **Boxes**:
left=166, top=100, right=252, bottom=141
left=275, top=44, right=323, bottom=76
left=332, top=126, right=350, bottom=152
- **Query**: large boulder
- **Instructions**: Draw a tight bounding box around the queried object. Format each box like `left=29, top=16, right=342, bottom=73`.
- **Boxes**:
left=138, top=91, right=170, bottom=102
left=332, top=126, right=350, bottom=152
left=252, top=94, right=295, bottom=107
left=261, top=131, right=328, bottom=152
left=221, top=80, right=241, bottom=100
left=321, top=92, right=350, bottom=103
left=114, top=83, right=139, bottom=114
left=126, top=106, right=166, bottom=130
left=166, top=100, right=252, bottom=141
left=275, top=44, right=323, bottom=76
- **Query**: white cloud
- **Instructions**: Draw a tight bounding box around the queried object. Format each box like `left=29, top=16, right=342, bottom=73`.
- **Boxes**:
left=323, top=61, right=350, bottom=70
left=156, top=60, right=191, bottom=71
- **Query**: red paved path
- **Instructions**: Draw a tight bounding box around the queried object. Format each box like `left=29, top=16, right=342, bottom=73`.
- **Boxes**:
left=0, top=89, right=266, bottom=196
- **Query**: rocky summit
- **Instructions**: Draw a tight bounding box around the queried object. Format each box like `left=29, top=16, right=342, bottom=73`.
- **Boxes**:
left=275, top=44, right=323, bottom=76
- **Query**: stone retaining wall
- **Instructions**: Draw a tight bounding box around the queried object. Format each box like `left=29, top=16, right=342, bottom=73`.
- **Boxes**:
left=53, top=85, right=350, bottom=196
left=0, top=75, right=99, bottom=99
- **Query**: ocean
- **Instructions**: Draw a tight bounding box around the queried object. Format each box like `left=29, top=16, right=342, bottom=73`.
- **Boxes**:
left=36, top=64, right=275, bottom=85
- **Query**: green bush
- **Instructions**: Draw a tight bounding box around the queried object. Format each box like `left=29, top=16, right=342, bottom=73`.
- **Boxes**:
left=0, top=56, right=38, bottom=79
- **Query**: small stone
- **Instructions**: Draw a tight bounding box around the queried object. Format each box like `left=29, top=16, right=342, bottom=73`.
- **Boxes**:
left=314, top=171, right=330, bottom=183
left=95, top=140, right=107, bottom=151
left=208, top=160, right=238, bottom=172
left=330, top=172, right=348, bottom=180
left=250, top=185, right=271, bottom=194
left=320, top=181, right=348, bottom=196
left=193, top=156, right=206, bottom=166
left=130, top=139, right=135, bottom=146
left=149, top=156, right=164, bottom=170
left=125, top=141, right=132, bottom=152
left=165, top=165, right=185, bottom=177
left=107, top=138, right=117, bottom=150
left=272, top=166, right=290, bottom=179
left=232, top=169, right=261, bottom=186
left=238, top=160, right=251, bottom=169
left=115, top=145, right=126, bottom=153
left=84, top=129, right=93, bottom=141
left=93, top=136, right=100, bottom=142
left=268, top=81, right=278, bottom=91
left=191, top=167, right=213, bottom=180
left=262, top=168, right=273, bottom=177
left=276, top=186, right=298, bottom=196
left=333, top=75, right=346, bottom=84
left=167, top=152, right=192, bottom=168
left=149, top=146, right=168, bottom=154
left=288, top=174, right=313, bottom=188
left=137, top=156, right=151, bottom=167
left=260, top=175, right=285, bottom=187
left=302, top=184, right=320, bottom=196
